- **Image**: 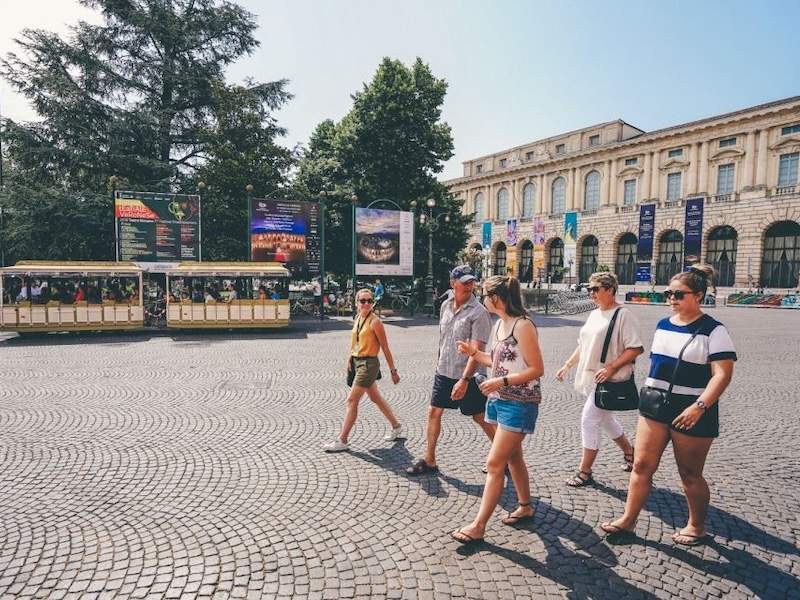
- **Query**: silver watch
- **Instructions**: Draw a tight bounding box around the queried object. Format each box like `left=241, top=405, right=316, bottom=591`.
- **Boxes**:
left=695, top=400, right=707, bottom=411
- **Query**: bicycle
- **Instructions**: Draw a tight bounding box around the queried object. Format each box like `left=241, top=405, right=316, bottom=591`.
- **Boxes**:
left=290, top=295, right=320, bottom=318
left=391, top=293, right=418, bottom=316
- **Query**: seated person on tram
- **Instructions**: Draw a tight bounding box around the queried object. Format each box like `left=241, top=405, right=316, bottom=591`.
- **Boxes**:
left=258, top=285, right=268, bottom=301
left=87, top=286, right=102, bottom=304
left=204, top=287, right=216, bottom=303
left=15, top=283, right=29, bottom=303
left=225, top=283, right=238, bottom=303
left=74, top=284, right=87, bottom=303
left=58, top=284, right=76, bottom=304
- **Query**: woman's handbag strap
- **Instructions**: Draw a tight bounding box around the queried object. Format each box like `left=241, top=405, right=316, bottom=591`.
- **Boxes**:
left=599, top=307, right=622, bottom=365
left=665, top=330, right=701, bottom=397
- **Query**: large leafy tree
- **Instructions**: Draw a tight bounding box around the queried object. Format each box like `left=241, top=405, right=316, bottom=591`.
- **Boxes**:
left=0, top=0, right=292, bottom=261
left=295, top=57, right=470, bottom=284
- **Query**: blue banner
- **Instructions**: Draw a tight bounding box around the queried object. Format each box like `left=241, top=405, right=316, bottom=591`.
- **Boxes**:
left=636, top=264, right=652, bottom=282
left=637, top=204, right=655, bottom=261
left=684, top=197, right=704, bottom=269
left=482, top=222, right=492, bottom=248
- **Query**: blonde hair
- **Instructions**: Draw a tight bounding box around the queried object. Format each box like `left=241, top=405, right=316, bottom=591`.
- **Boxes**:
left=356, top=288, right=374, bottom=301
left=588, top=272, right=619, bottom=294
left=671, top=264, right=714, bottom=297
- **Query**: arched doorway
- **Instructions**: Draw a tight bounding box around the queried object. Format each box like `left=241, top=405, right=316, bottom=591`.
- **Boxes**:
left=761, top=221, right=800, bottom=288
left=579, top=236, right=599, bottom=282
left=548, top=238, right=564, bottom=282
left=494, top=242, right=507, bottom=276
left=615, top=232, right=638, bottom=285
left=519, top=240, right=533, bottom=283
left=656, top=230, right=684, bottom=285
left=469, top=242, right=484, bottom=278
left=707, top=226, right=738, bottom=287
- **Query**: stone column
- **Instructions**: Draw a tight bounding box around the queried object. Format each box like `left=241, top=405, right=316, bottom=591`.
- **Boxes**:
left=537, top=174, right=545, bottom=215
left=651, top=151, right=661, bottom=200
left=642, top=152, right=652, bottom=199
left=608, top=159, right=618, bottom=206
left=486, top=183, right=494, bottom=221
left=569, top=168, right=578, bottom=211
left=755, top=128, right=769, bottom=188
left=604, top=159, right=613, bottom=206
left=688, top=142, right=699, bottom=194
left=698, top=141, right=709, bottom=194
left=743, top=130, right=756, bottom=188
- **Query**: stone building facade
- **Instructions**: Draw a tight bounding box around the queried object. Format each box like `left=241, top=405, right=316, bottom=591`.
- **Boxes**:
left=445, top=96, right=800, bottom=289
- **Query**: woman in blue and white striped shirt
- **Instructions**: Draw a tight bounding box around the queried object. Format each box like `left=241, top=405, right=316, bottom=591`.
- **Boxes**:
left=601, top=265, right=736, bottom=546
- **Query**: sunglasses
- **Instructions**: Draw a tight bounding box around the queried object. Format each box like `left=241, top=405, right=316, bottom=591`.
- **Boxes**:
left=663, top=289, right=692, bottom=300
left=358, top=298, right=374, bottom=305
left=587, top=286, right=607, bottom=294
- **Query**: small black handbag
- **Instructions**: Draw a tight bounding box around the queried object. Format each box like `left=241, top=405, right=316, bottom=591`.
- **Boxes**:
left=638, top=331, right=699, bottom=420
left=594, top=307, right=639, bottom=411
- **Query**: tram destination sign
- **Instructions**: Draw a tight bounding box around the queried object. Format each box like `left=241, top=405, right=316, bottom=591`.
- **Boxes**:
left=249, top=198, right=321, bottom=278
left=115, top=191, right=200, bottom=262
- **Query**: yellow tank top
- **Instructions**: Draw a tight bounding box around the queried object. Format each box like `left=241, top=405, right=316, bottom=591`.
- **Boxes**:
left=350, top=313, right=380, bottom=357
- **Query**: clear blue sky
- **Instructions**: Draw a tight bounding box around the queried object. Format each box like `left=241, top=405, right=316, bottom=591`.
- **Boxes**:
left=2, top=0, right=800, bottom=180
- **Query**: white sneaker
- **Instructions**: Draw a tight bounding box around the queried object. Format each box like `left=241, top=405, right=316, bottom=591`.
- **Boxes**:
left=323, top=439, right=350, bottom=453
left=384, top=425, right=405, bottom=441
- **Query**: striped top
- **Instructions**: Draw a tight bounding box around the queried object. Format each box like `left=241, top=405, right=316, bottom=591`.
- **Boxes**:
left=644, top=314, right=737, bottom=399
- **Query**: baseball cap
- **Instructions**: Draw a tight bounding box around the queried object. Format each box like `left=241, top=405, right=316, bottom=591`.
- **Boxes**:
left=450, top=265, right=478, bottom=283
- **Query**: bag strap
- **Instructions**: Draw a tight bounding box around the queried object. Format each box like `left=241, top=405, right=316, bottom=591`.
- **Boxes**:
left=665, top=328, right=702, bottom=397
left=599, top=307, right=622, bottom=365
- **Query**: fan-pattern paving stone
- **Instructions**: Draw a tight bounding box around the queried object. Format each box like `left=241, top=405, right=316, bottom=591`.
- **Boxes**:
left=0, top=306, right=798, bottom=599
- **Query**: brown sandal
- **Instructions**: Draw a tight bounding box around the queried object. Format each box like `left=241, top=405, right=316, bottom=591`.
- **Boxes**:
left=622, top=450, right=634, bottom=472
left=566, top=470, right=594, bottom=487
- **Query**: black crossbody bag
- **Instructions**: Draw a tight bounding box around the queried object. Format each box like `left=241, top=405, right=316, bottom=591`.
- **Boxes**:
left=638, top=330, right=700, bottom=420
left=594, top=307, right=639, bottom=411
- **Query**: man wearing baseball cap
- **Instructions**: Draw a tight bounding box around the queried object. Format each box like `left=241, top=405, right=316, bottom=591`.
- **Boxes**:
left=407, top=265, right=495, bottom=475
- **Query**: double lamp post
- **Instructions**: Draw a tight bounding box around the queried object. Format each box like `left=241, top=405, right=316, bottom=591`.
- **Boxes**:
left=410, top=197, right=449, bottom=315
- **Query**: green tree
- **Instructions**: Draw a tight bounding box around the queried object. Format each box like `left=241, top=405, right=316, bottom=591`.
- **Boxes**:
left=0, top=0, right=292, bottom=261
left=295, top=57, right=468, bottom=283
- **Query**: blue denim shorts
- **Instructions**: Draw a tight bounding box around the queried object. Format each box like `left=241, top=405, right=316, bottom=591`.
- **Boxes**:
left=484, top=398, right=539, bottom=434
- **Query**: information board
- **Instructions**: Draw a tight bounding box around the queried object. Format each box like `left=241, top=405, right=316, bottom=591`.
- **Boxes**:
left=250, top=198, right=321, bottom=278
left=355, top=208, right=414, bottom=276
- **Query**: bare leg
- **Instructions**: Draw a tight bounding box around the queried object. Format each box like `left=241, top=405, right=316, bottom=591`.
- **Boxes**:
left=455, top=428, right=526, bottom=539
left=365, top=383, right=400, bottom=429
left=338, top=386, right=367, bottom=443
left=671, top=430, right=714, bottom=540
left=472, top=412, right=496, bottom=442
left=578, top=448, right=599, bottom=475
left=423, top=406, right=444, bottom=466
left=603, top=417, right=670, bottom=531
left=505, top=445, right=534, bottom=520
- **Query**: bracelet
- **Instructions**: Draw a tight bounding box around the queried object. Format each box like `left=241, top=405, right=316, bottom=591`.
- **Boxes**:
left=503, top=376, right=509, bottom=387
left=390, top=368, right=398, bottom=373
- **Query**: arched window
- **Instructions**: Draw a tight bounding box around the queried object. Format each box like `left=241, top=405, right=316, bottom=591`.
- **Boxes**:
left=494, top=242, right=507, bottom=276
left=519, top=240, right=534, bottom=282
left=548, top=238, right=564, bottom=282
left=656, top=230, right=684, bottom=285
left=551, top=177, right=566, bottom=215
left=615, top=232, right=638, bottom=285
left=474, top=193, right=485, bottom=222
left=584, top=171, right=601, bottom=211
left=578, top=236, right=599, bottom=282
left=761, top=221, right=800, bottom=288
left=707, top=226, right=738, bottom=287
left=522, top=183, right=535, bottom=218
left=497, top=188, right=509, bottom=220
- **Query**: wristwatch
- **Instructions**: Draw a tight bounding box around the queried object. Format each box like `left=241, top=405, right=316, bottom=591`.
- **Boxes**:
left=695, top=400, right=707, bottom=411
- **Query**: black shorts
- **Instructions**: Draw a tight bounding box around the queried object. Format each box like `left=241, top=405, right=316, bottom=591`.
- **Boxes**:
left=641, top=394, right=719, bottom=438
left=431, top=374, right=487, bottom=416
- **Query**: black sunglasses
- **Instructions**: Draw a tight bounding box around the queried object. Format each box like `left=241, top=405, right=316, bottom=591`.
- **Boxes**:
left=358, top=298, right=374, bottom=304
left=587, top=286, right=607, bottom=293
left=663, top=289, right=691, bottom=300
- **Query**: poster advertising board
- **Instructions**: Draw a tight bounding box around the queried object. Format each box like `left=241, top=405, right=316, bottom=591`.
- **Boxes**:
left=533, top=217, right=546, bottom=279
left=506, top=219, right=518, bottom=247
left=482, top=222, right=492, bottom=249
left=355, top=208, right=414, bottom=276
left=637, top=203, right=656, bottom=261
left=564, top=212, right=578, bottom=278
left=115, top=190, right=200, bottom=262
left=684, top=197, right=705, bottom=269
left=636, top=264, right=652, bottom=282
left=250, top=198, right=321, bottom=278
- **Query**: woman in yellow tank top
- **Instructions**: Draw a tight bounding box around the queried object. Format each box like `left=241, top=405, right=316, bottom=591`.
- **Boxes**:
left=324, top=288, right=403, bottom=452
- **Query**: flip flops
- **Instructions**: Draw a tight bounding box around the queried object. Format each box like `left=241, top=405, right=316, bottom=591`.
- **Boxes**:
left=501, top=501, right=535, bottom=526
left=451, top=528, right=483, bottom=545
left=672, top=530, right=710, bottom=546
left=600, top=522, right=637, bottom=544
left=406, top=459, right=438, bottom=476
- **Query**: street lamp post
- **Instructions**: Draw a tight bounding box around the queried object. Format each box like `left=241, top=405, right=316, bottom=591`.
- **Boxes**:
left=411, top=198, right=449, bottom=317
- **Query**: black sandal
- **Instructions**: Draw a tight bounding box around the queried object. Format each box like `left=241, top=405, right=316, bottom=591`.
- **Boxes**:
left=566, top=470, right=594, bottom=487
left=601, top=522, right=637, bottom=544
left=501, top=501, right=535, bottom=526
left=406, top=459, right=439, bottom=476
left=622, top=450, right=634, bottom=472
left=451, top=528, right=483, bottom=545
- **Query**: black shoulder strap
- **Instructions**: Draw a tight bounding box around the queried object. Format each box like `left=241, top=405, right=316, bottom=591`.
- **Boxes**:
left=666, top=331, right=700, bottom=397
left=600, top=308, right=622, bottom=365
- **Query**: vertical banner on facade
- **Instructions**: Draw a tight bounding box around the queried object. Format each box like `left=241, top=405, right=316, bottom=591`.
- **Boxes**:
left=533, top=217, right=545, bottom=279
left=637, top=204, right=656, bottom=261
left=482, top=222, right=492, bottom=249
left=354, top=208, right=414, bottom=276
left=506, top=219, right=518, bottom=246
left=564, top=212, right=578, bottom=278
left=250, top=198, right=321, bottom=278
left=684, top=197, right=704, bottom=269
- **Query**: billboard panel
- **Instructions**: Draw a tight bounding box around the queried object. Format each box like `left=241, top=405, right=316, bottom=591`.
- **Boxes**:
left=637, top=204, right=656, bottom=261
left=250, top=198, right=321, bottom=278
left=506, top=219, right=518, bottom=246
left=684, top=197, right=705, bottom=269
left=355, top=208, right=414, bottom=276
left=533, top=216, right=546, bottom=279
left=564, top=211, right=578, bottom=278
left=115, top=190, right=200, bottom=262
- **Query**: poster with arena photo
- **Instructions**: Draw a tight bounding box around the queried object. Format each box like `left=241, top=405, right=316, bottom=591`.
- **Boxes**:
left=355, top=208, right=414, bottom=276
left=250, top=198, right=321, bottom=278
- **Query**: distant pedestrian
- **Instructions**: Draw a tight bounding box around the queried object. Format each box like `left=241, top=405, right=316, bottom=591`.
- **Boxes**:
left=406, top=265, right=493, bottom=476
left=556, top=272, right=643, bottom=487
left=324, top=288, right=403, bottom=452
left=451, top=275, right=544, bottom=544
left=601, top=265, right=736, bottom=546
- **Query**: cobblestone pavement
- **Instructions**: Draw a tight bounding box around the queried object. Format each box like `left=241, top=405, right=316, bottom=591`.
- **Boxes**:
left=1, top=306, right=799, bottom=600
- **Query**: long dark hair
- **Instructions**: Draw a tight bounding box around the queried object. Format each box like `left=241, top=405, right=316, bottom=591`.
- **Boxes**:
left=483, top=276, right=527, bottom=317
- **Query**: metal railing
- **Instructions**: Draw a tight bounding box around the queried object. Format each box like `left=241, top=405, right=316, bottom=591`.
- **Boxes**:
left=774, top=185, right=797, bottom=196
left=663, top=199, right=682, bottom=209
left=712, top=193, right=737, bottom=203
